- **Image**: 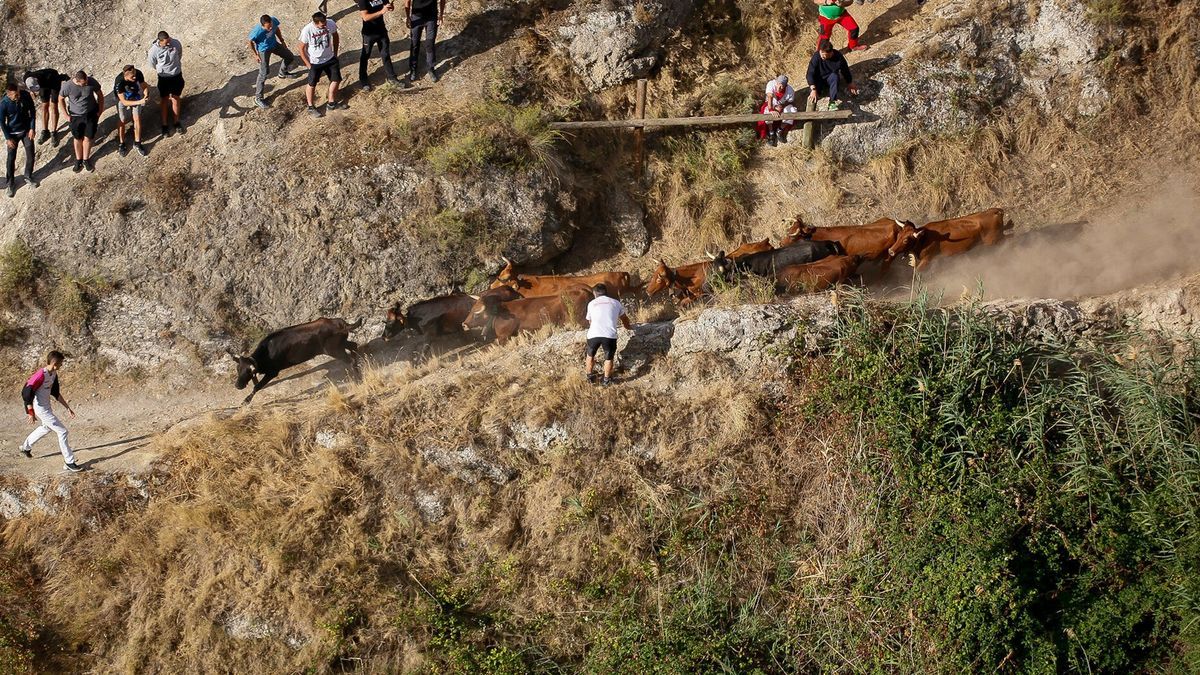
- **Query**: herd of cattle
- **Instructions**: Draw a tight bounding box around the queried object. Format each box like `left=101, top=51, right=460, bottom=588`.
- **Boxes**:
left=226, top=208, right=1013, bottom=403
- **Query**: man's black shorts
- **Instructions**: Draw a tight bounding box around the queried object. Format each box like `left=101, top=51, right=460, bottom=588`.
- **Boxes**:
left=308, top=59, right=342, bottom=85
left=157, top=73, right=185, bottom=97
left=38, top=86, right=60, bottom=104
left=586, top=337, right=618, bottom=360
left=68, top=113, right=98, bottom=140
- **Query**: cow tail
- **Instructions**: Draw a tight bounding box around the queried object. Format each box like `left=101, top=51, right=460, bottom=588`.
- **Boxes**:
left=348, top=317, right=365, bottom=331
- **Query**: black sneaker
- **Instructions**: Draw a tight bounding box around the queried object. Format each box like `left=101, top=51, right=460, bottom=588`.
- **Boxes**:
left=767, top=133, right=778, bottom=147
left=279, top=70, right=299, bottom=79
left=362, top=82, right=374, bottom=92
left=409, top=70, right=419, bottom=82
left=601, top=377, right=613, bottom=386
left=135, top=142, right=148, bottom=157
left=118, top=143, right=129, bottom=157
left=18, top=444, right=31, bottom=458
left=586, top=373, right=597, bottom=384
left=73, top=160, right=83, bottom=173
left=430, top=70, right=441, bottom=83
left=64, top=462, right=83, bottom=473
left=37, top=130, right=50, bottom=145
left=779, top=133, right=789, bottom=144
left=402, top=76, right=413, bottom=89
left=24, top=174, right=38, bottom=188
left=5, top=184, right=14, bottom=198
left=85, top=159, right=95, bottom=173
left=175, top=123, right=184, bottom=135
left=307, top=105, right=322, bottom=119
left=52, top=131, right=61, bottom=146
left=163, top=125, right=172, bottom=137
left=328, top=100, right=347, bottom=110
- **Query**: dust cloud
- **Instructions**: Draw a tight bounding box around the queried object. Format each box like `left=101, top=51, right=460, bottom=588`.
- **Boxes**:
left=890, top=176, right=1200, bottom=300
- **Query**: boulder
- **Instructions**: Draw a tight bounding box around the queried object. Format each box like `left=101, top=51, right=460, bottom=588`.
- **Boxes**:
left=555, top=0, right=694, bottom=91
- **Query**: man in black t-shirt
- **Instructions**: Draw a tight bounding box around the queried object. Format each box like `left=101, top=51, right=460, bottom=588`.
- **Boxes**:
left=406, top=0, right=446, bottom=84
left=113, top=65, right=149, bottom=157
left=22, top=68, right=69, bottom=145
left=357, top=0, right=401, bottom=91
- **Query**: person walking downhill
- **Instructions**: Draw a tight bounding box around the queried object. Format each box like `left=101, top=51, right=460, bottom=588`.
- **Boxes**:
left=148, top=31, right=186, bottom=136
left=807, top=40, right=858, bottom=111
left=248, top=14, right=299, bottom=109
left=406, top=0, right=445, bottom=84
left=299, top=12, right=344, bottom=118
left=814, top=0, right=869, bottom=51
left=59, top=70, right=104, bottom=173
left=357, top=0, right=402, bottom=91
left=22, top=68, right=68, bottom=145
left=1, top=82, right=38, bottom=198
left=113, top=65, right=149, bottom=157
left=19, top=351, right=82, bottom=473
left=583, top=284, right=631, bottom=386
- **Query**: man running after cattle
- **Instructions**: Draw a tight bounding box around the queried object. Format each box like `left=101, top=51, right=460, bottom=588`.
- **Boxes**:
left=19, top=350, right=82, bottom=473
left=22, top=68, right=68, bottom=145
left=248, top=14, right=299, bottom=108
left=148, top=30, right=185, bottom=135
left=406, top=0, right=446, bottom=84
left=814, top=0, right=868, bottom=51
left=1, top=82, right=38, bottom=197
left=759, top=75, right=796, bottom=147
left=358, top=0, right=402, bottom=91
left=113, top=65, right=149, bottom=157
left=807, top=40, right=857, bottom=111
left=299, top=12, right=344, bottom=117
left=59, top=70, right=104, bottom=173
left=584, top=284, right=631, bottom=386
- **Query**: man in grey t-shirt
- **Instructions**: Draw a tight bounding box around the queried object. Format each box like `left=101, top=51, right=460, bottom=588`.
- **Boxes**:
left=58, top=70, right=104, bottom=173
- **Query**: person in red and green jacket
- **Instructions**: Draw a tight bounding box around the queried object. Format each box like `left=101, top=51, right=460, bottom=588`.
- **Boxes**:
left=814, top=0, right=868, bottom=52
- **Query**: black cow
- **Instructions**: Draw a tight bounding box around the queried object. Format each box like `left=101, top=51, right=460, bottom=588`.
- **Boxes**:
left=732, top=240, right=843, bottom=277
left=228, top=317, right=363, bottom=404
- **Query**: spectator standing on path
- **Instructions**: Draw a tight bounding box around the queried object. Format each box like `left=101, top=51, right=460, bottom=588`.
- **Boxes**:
left=758, top=75, right=797, bottom=147
left=814, top=0, right=869, bottom=51
left=147, top=31, right=185, bottom=135
left=299, top=12, right=344, bottom=118
left=1, top=82, right=38, bottom=198
left=358, top=0, right=402, bottom=91
left=113, top=65, right=149, bottom=158
left=406, top=0, right=445, bottom=84
left=19, top=351, right=82, bottom=473
left=583, top=284, right=631, bottom=386
left=249, top=14, right=299, bottom=109
left=807, top=40, right=857, bottom=111
left=58, top=70, right=104, bottom=173
left=22, top=68, right=68, bottom=145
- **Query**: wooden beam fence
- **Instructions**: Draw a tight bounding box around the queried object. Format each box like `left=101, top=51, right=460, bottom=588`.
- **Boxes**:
left=549, top=108, right=852, bottom=131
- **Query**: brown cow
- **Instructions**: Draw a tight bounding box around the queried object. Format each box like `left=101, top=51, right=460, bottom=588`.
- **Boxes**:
left=728, top=238, right=773, bottom=259
left=775, top=255, right=862, bottom=294
left=644, top=253, right=734, bottom=307
left=490, top=257, right=639, bottom=298
left=462, top=286, right=592, bottom=345
left=887, top=208, right=1013, bottom=271
left=782, top=216, right=915, bottom=264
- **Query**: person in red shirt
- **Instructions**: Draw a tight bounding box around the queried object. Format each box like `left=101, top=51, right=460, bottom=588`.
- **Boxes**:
left=815, top=0, right=869, bottom=51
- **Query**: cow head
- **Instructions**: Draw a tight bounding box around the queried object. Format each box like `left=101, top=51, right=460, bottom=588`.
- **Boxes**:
left=463, top=294, right=503, bottom=333
left=707, top=250, right=733, bottom=282
left=227, top=350, right=258, bottom=390
left=382, top=303, right=406, bottom=341
left=780, top=216, right=813, bottom=246
left=645, top=259, right=675, bottom=297
left=886, top=223, right=925, bottom=261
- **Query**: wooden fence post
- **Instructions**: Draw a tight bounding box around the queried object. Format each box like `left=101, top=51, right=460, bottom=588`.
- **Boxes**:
left=802, top=96, right=818, bottom=150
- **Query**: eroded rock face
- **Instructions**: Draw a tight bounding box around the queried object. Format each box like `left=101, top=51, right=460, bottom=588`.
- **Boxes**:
left=555, top=0, right=695, bottom=91
left=826, top=0, right=1107, bottom=162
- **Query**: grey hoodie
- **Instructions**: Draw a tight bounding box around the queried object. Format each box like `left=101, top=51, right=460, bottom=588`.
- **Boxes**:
left=147, top=38, right=183, bottom=76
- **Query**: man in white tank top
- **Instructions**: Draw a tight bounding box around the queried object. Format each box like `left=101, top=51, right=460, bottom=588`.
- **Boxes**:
left=584, top=284, right=632, bottom=385
left=19, top=350, right=80, bottom=472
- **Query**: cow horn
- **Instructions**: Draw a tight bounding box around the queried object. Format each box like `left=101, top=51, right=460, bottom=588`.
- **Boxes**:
left=501, top=256, right=512, bottom=266
left=705, top=250, right=716, bottom=260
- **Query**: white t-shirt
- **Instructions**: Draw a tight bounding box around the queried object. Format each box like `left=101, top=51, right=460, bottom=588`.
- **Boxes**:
left=586, top=296, right=625, bottom=340
left=765, top=80, right=795, bottom=106
left=299, top=20, right=339, bottom=64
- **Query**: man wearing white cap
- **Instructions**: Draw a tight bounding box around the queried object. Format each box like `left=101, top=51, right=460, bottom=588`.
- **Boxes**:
left=758, top=75, right=797, bottom=147
left=22, top=68, right=68, bottom=145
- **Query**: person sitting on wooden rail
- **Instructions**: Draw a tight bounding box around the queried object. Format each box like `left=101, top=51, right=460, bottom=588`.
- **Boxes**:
left=758, top=75, right=796, bottom=147
left=807, top=40, right=857, bottom=111
left=814, top=0, right=869, bottom=51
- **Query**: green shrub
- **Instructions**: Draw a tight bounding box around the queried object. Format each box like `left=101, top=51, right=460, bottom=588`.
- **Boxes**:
left=423, top=101, right=561, bottom=176
left=49, top=275, right=110, bottom=334
left=1086, top=0, right=1129, bottom=26
left=793, top=291, right=1200, bottom=671
left=0, top=240, right=37, bottom=309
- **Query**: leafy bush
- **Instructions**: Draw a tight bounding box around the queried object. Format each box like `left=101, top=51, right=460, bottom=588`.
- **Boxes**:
left=796, top=292, right=1200, bottom=671
left=423, top=100, right=561, bottom=176
left=0, top=240, right=37, bottom=309
left=49, top=275, right=110, bottom=334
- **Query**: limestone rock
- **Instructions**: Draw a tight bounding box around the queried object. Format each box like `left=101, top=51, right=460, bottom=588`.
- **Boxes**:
left=555, top=0, right=694, bottom=91
left=610, top=188, right=650, bottom=257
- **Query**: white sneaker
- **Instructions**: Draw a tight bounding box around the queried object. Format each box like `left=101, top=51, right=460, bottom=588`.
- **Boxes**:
left=18, top=444, right=31, bottom=458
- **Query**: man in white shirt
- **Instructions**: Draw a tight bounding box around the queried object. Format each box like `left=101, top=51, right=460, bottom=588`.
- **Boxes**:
left=299, top=12, right=343, bottom=118
left=584, top=283, right=632, bottom=385
left=760, top=75, right=797, bottom=147
left=19, top=350, right=81, bottom=472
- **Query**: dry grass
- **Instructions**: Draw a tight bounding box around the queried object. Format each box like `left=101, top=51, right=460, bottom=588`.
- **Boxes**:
left=1, top=345, right=852, bottom=671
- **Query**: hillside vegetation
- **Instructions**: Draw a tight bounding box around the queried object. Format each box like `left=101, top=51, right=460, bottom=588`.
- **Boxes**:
left=3, top=295, right=1198, bottom=672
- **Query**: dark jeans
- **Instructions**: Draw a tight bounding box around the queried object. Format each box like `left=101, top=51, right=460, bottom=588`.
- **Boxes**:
left=360, top=32, right=398, bottom=82
left=5, top=135, right=34, bottom=182
left=409, top=17, right=438, bottom=75
left=814, top=72, right=845, bottom=101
